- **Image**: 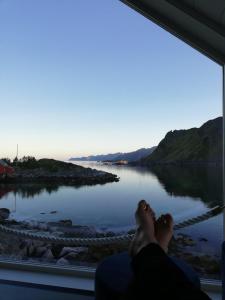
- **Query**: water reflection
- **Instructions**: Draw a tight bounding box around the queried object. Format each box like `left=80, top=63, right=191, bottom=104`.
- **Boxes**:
left=0, top=165, right=222, bottom=210
left=149, top=165, right=222, bottom=208
left=0, top=184, right=60, bottom=199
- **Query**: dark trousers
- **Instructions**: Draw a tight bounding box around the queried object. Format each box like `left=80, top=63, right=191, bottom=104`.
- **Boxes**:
left=126, top=243, right=211, bottom=300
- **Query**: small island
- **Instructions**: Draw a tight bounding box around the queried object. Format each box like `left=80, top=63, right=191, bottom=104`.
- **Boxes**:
left=0, top=157, right=119, bottom=186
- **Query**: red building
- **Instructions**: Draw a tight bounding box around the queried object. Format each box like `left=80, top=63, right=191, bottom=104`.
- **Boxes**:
left=0, top=160, right=14, bottom=177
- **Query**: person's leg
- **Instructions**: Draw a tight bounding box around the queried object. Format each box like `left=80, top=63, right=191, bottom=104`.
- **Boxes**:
left=126, top=200, right=210, bottom=300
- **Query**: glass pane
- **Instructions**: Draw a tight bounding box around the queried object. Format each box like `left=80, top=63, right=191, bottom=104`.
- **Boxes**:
left=0, top=0, right=222, bottom=282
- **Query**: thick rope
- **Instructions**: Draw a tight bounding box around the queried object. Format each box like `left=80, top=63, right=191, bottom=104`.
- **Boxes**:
left=0, top=205, right=223, bottom=246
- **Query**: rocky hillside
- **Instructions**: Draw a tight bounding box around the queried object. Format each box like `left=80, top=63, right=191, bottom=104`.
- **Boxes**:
left=141, top=117, right=222, bottom=165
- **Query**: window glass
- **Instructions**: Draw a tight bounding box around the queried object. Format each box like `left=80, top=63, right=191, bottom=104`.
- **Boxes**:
left=0, top=0, right=222, bottom=281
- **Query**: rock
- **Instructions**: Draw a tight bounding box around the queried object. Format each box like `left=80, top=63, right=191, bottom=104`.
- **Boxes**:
left=174, top=235, right=196, bottom=247
left=47, top=221, right=70, bottom=227
left=19, top=240, right=37, bottom=256
left=42, top=249, right=54, bottom=260
left=127, top=229, right=135, bottom=235
left=18, top=247, right=28, bottom=258
left=19, top=240, right=26, bottom=250
left=0, top=208, right=10, bottom=220
left=59, top=219, right=72, bottom=226
left=38, top=223, right=48, bottom=231
left=176, top=233, right=190, bottom=239
left=59, top=247, right=88, bottom=258
left=28, top=243, right=36, bottom=256
left=20, top=239, right=31, bottom=250
left=27, top=220, right=39, bottom=228
left=104, top=231, right=116, bottom=237
left=3, top=219, right=19, bottom=225
left=35, top=246, right=48, bottom=257
left=64, top=252, right=80, bottom=261
left=56, top=257, right=69, bottom=265
left=32, top=240, right=46, bottom=248
left=51, top=245, right=63, bottom=258
left=0, top=242, right=5, bottom=254
left=184, top=238, right=196, bottom=246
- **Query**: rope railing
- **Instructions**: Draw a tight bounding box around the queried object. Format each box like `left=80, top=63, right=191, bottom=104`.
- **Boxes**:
left=0, top=205, right=224, bottom=246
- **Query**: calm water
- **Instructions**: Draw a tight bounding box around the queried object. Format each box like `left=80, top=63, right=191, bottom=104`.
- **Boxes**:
left=0, top=162, right=223, bottom=254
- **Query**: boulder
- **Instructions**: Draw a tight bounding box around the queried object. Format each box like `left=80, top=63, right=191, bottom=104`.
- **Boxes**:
left=56, top=257, right=69, bottom=265
left=42, top=249, right=54, bottom=260
left=0, top=208, right=10, bottom=220
left=35, top=246, right=48, bottom=257
left=18, top=247, right=28, bottom=258
left=59, top=219, right=72, bottom=226
left=0, top=242, right=5, bottom=254
left=59, top=246, right=88, bottom=258
left=27, top=243, right=36, bottom=256
left=51, top=244, right=63, bottom=258
left=64, top=252, right=81, bottom=261
left=38, top=223, right=48, bottom=231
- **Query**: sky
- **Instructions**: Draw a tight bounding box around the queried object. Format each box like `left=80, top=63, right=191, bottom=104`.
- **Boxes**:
left=0, top=0, right=222, bottom=160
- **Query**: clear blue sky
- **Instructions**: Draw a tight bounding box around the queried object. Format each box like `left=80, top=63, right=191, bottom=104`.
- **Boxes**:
left=0, top=0, right=222, bottom=160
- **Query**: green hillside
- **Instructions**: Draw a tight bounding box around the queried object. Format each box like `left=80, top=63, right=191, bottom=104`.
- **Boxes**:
left=141, top=117, right=222, bottom=165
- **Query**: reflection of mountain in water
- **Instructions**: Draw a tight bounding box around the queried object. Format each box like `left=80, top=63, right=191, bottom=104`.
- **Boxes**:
left=0, top=165, right=222, bottom=209
left=0, top=184, right=61, bottom=199
left=149, top=165, right=222, bottom=208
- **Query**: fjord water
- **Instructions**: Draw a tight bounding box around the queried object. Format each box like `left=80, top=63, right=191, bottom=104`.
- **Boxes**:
left=0, top=161, right=222, bottom=255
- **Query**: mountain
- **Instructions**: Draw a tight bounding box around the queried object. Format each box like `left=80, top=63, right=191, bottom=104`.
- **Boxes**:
left=141, top=117, right=222, bottom=166
left=69, top=147, right=156, bottom=162
left=69, top=153, right=121, bottom=162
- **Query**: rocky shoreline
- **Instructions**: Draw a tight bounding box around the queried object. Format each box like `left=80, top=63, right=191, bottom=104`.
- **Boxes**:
left=0, top=209, right=220, bottom=279
left=1, top=159, right=119, bottom=186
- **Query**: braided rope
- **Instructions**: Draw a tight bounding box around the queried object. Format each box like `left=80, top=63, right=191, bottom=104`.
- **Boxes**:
left=0, top=205, right=223, bottom=246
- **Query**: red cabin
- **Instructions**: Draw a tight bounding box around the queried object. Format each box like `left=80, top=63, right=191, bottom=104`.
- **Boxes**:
left=0, top=160, right=14, bottom=177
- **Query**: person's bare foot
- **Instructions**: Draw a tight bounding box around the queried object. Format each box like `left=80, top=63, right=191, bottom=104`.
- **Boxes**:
left=135, top=200, right=156, bottom=226
left=129, top=200, right=157, bottom=257
left=155, top=214, right=173, bottom=253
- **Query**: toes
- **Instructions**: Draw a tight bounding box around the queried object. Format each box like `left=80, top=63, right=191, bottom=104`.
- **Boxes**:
left=164, top=213, right=173, bottom=221
left=136, top=200, right=156, bottom=222
left=164, top=214, right=173, bottom=226
left=138, top=200, right=147, bottom=209
left=138, top=200, right=150, bottom=214
left=157, top=215, right=167, bottom=226
left=158, top=214, right=173, bottom=227
left=158, top=214, right=164, bottom=222
left=137, top=200, right=147, bottom=214
left=146, top=203, right=156, bottom=219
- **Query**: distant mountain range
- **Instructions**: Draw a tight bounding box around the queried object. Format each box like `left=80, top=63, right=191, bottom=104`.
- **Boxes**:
left=69, top=147, right=156, bottom=162
left=69, top=117, right=222, bottom=166
left=140, top=117, right=222, bottom=166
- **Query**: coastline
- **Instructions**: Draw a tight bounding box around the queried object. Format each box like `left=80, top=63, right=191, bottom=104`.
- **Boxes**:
left=0, top=159, right=119, bottom=186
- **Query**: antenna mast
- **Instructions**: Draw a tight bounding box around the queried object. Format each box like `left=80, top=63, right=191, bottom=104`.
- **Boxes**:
left=16, top=144, right=18, bottom=159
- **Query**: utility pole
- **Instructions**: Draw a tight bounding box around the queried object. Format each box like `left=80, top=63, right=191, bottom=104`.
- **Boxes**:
left=16, top=144, right=18, bottom=159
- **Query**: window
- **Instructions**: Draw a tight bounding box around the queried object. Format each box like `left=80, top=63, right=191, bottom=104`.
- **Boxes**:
left=0, top=0, right=223, bottom=285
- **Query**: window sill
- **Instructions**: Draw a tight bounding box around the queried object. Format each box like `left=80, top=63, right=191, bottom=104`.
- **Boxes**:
left=0, top=259, right=221, bottom=297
